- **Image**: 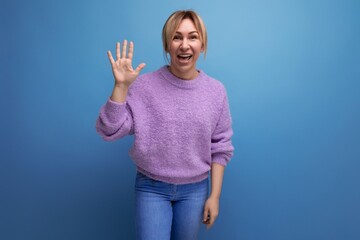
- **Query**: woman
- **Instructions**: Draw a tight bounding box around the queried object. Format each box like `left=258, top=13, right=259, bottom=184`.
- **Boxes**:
left=96, top=10, right=234, bottom=240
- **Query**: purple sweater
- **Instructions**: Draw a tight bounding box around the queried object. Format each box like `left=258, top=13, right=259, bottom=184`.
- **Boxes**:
left=96, top=66, right=234, bottom=184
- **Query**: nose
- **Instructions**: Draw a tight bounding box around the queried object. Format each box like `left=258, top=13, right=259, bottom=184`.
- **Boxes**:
left=180, top=38, right=189, bottom=50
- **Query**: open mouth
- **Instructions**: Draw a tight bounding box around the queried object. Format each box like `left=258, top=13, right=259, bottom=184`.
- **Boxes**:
left=177, top=54, right=192, bottom=61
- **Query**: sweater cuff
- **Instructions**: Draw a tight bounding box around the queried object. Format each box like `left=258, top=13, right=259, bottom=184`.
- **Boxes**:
left=103, top=98, right=127, bottom=123
left=107, top=97, right=126, bottom=106
left=212, top=153, right=229, bottom=166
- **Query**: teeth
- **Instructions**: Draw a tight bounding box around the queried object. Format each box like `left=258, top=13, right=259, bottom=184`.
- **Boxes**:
left=178, top=54, right=192, bottom=60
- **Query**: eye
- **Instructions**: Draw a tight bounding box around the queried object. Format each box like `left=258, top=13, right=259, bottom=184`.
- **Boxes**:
left=173, top=35, right=182, bottom=40
left=189, top=35, right=199, bottom=40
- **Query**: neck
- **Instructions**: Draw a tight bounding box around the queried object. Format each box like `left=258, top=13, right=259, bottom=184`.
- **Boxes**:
left=168, top=66, right=199, bottom=80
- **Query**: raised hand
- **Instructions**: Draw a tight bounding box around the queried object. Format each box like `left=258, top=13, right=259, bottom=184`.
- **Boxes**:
left=107, top=40, right=146, bottom=88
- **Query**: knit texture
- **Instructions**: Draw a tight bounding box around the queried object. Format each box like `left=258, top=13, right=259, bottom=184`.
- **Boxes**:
left=96, top=66, right=234, bottom=184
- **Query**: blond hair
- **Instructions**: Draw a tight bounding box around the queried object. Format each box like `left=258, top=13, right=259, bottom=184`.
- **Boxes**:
left=162, top=10, right=208, bottom=60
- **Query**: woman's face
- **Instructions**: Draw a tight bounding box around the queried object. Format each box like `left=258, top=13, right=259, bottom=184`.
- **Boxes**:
left=168, top=18, right=204, bottom=80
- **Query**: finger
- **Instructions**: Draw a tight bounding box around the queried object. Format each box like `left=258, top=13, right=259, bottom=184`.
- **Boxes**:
left=208, top=214, right=216, bottom=229
left=127, top=41, right=134, bottom=60
left=135, top=63, right=146, bottom=73
left=116, top=42, right=120, bottom=60
left=208, top=210, right=219, bottom=229
left=107, top=51, right=115, bottom=65
left=122, top=40, right=128, bottom=58
left=203, top=207, right=210, bottom=223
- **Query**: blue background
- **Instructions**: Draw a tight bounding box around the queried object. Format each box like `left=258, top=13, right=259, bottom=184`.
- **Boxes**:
left=1, top=0, right=360, bottom=239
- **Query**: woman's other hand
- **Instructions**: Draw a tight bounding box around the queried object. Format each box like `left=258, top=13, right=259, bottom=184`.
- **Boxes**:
left=203, top=196, right=219, bottom=229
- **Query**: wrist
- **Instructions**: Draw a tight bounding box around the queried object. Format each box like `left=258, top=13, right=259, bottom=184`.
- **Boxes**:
left=209, top=193, right=221, bottom=200
left=114, top=82, right=130, bottom=90
left=111, top=84, right=129, bottom=103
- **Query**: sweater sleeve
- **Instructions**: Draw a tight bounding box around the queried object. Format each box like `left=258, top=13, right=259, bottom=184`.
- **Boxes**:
left=95, top=98, right=134, bottom=141
left=211, top=91, right=234, bottom=166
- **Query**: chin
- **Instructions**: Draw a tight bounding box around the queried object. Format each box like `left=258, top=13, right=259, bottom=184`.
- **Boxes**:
left=178, top=64, right=196, bottom=73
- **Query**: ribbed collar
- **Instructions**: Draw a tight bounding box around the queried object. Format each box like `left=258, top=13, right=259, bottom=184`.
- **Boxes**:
left=159, top=65, right=205, bottom=89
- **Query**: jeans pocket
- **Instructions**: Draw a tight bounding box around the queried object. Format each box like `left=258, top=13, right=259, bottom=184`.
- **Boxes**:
left=135, top=172, right=156, bottom=188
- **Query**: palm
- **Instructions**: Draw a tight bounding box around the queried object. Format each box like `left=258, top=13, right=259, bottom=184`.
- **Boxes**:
left=107, top=40, right=146, bottom=86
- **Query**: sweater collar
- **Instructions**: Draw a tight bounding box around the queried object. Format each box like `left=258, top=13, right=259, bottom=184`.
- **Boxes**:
left=159, top=65, right=205, bottom=89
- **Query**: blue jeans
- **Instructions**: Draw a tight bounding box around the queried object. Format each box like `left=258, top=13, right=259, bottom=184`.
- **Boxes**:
left=135, top=172, right=209, bottom=240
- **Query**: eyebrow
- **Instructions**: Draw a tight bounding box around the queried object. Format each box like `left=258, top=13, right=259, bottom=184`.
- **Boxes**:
left=175, top=31, right=199, bottom=35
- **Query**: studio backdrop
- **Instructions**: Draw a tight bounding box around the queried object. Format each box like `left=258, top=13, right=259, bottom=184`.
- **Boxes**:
left=1, top=0, right=360, bottom=239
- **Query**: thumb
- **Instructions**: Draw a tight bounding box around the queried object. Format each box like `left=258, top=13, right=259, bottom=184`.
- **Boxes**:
left=135, top=63, right=146, bottom=73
